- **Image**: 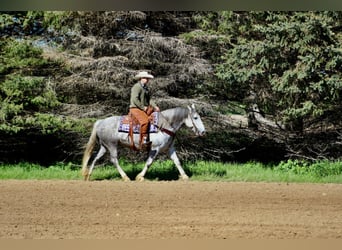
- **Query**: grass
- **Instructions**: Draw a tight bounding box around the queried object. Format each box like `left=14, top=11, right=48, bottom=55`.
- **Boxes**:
left=188, top=161, right=342, bottom=183
left=0, top=162, right=80, bottom=180
left=0, top=160, right=341, bottom=183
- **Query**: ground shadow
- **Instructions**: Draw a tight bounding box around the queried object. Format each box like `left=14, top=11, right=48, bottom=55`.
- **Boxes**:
left=91, top=166, right=192, bottom=181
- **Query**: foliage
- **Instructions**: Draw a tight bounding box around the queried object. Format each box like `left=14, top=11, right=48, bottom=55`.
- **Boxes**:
left=0, top=75, right=56, bottom=132
left=277, top=159, right=342, bottom=177
left=40, top=11, right=76, bottom=33
left=190, top=11, right=342, bottom=131
left=1, top=11, right=342, bottom=165
left=0, top=38, right=88, bottom=134
left=0, top=11, right=75, bottom=36
left=0, top=13, right=16, bottom=29
left=0, top=38, right=48, bottom=74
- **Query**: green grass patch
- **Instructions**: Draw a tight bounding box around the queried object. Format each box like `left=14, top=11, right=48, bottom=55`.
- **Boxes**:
left=0, top=160, right=341, bottom=183
left=0, top=162, right=80, bottom=180
left=188, top=161, right=342, bottom=183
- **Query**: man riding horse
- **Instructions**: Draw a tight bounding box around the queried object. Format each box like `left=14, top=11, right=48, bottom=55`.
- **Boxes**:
left=129, top=71, right=160, bottom=149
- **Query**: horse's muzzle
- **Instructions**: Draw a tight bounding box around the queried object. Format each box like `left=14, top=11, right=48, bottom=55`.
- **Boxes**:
left=198, top=131, right=206, bottom=137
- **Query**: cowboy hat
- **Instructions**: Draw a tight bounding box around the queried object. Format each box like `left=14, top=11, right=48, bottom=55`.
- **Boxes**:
left=134, top=71, right=154, bottom=80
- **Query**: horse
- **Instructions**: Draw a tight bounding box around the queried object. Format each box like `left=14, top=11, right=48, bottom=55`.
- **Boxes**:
left=81, top=104, right=206, bottom=181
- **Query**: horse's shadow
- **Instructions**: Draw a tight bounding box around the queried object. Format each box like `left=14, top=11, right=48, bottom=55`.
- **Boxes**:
left=92, top=166, right=191, bottom=181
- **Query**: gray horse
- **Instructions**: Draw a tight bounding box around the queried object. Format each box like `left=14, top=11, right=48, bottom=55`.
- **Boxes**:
left=82, top=104, right=206, bottom=181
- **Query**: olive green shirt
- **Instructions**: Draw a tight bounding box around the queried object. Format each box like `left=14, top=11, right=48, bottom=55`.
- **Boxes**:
left=129, top=82, right=156, bottom=110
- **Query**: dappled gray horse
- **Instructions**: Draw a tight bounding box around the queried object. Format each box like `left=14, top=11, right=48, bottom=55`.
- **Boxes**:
left=82, top=104, right=206, bottom=181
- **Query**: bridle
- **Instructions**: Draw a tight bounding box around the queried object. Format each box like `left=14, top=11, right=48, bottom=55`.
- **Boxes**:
left=156, top=109, right=202, bottom=138
left=188, top=111, right=202, bottom=136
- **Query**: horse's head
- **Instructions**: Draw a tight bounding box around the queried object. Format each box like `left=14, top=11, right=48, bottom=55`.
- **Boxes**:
left=185, top=104, right=206, bottom=137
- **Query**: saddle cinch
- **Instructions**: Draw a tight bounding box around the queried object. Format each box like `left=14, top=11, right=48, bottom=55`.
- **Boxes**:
left=118, top=111, right=159, bottom=150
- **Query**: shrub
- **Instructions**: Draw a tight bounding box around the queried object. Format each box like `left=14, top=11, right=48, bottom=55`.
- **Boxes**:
left=309, top=161, right=342, bottom=177
left=277, top=159, right=310, bottom=175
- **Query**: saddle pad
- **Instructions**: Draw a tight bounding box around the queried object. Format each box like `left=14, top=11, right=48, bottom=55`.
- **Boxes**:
left=118, top=112, right=159, bottom=133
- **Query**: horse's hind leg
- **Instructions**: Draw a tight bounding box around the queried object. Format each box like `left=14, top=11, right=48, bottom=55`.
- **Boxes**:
left=135, top=149, right=159, bottom=181
left=86, top=145, right=107, bottom=181
left=108, top=145, right=130, bottom=181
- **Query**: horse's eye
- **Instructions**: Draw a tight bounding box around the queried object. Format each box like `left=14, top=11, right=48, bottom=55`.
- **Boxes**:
left=193, top=116, right=198, bottom=120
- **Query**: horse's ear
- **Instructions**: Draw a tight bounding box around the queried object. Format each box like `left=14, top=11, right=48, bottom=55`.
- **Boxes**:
left=191, top=103, right=196, bottom=110
left=187, top=105, right=191, bottom=112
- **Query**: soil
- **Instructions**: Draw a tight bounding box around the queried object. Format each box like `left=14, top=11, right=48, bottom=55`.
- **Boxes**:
left=0, top=180, right=341, bottom=239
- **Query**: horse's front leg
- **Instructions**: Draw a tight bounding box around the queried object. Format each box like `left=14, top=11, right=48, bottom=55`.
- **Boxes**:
left=135, top=149, right=159, bottom=181
left=168, top=146, right=189, bottom=181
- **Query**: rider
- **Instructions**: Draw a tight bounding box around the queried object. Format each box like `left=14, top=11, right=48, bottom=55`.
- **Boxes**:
left=129, top=71, right=160, bottom=148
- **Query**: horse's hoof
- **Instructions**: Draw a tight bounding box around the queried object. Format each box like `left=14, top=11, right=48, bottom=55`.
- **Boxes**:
left=135, top=175, right=145, bottom=182
left=123, top=176, right=131, bottom=182
left=82, top=170, right=89, bottom=181
left=180, top=175, right=189, bottom=181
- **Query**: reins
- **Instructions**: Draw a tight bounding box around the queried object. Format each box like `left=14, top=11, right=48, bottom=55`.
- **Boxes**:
left=156, top=107, right=199, bottom=142
left=159, top=127, right=176, bottom=137
left=156, top=111, right=176, bottom=137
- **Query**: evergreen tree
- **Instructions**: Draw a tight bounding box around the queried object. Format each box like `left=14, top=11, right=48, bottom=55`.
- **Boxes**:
left=196, top=11, right=342, bottom=131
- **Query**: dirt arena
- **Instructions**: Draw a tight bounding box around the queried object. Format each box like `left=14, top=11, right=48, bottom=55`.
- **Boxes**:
left=0, top=180, right=341, bottom=239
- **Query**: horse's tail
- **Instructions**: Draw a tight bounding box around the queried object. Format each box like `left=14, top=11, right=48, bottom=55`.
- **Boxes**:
left=81, top=121, right=98, bottom=180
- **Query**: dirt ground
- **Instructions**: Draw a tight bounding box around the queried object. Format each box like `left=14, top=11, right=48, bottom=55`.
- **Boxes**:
left=0, top=180, right=341, bottom=239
